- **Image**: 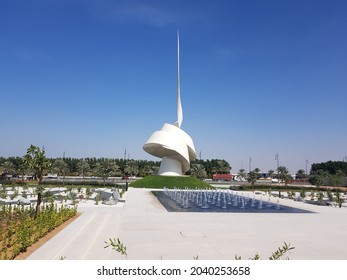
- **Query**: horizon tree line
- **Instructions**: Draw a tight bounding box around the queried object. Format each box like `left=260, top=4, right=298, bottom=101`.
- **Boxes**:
left=0, top=146, right=231, bottom=180
left=1, top=145, right=346, bottom=187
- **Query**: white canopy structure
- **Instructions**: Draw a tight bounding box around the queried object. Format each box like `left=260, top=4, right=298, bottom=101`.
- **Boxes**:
left=143, top=32, right=196, bottom=176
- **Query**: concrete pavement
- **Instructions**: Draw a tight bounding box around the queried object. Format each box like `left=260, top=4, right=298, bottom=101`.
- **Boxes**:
left=27, top=188, right=347, bottom=260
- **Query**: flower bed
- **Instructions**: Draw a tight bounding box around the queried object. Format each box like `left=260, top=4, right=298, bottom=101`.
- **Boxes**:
left=0, top=203, right=77, bottom=259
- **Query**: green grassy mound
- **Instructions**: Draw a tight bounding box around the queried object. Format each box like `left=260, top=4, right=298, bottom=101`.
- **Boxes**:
left=130, top=175, right=212, bottom=189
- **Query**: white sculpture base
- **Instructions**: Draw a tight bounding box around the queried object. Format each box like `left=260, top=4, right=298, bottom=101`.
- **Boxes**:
left=158, top=157, right=183, bottom=176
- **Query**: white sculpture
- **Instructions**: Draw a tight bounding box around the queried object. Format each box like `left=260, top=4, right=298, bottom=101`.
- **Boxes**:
left=143, top=32, right=196, bottom=176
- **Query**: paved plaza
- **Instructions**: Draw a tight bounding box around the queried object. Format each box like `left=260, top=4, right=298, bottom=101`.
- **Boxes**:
left=27, top=187, right=347, bottom=260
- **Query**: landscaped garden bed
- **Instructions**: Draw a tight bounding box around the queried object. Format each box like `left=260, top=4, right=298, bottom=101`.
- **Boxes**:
left=0, top=203, right=77, bottom=260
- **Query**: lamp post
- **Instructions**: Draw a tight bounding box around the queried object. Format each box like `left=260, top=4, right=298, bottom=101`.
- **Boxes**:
left=305, top=159, right=309, bottom=175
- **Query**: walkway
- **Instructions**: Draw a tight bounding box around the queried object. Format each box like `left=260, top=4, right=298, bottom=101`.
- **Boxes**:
left=27, top=188, right=347, bottom=260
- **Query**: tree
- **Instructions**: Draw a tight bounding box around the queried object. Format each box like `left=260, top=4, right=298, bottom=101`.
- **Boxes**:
left=190, top=164, right=207, bottom=180
left=211, top=160, right=231, bottom=175
left=247, top=171, right=258, bottom=188
left=124, top=160, right=139, bottom=177
left=77, top=159, right=91, bottom=177
left=328, top=170, right=344, bottom=187
left=22, top=145, right=51, bottom=217
left=308, top=170, right=328, bottom=188
left=52, top=159, right=69, bottom=186
left=0, top=161, right=16, bottom=178
left=267, top=170, right=275, bottom=178
left=311, top=161, right=347, bottom=176
left=237, top=169, right=247, bottom=181
left=295, top=169, right=307, bottom=179
left=277, top=166, right=289, bottom=184
left=253, top=168, right=261, bottom=179
left=142, top=164, right=155, bottom=176
left=94, top=159, right=120, bottom=185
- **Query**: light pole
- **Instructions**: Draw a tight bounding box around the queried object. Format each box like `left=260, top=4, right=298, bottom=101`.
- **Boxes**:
left=249, top=157, right=252, bottom=172
left=305, top=159, right=309, bottom=175
left=275, top=154, right=279, bottom=170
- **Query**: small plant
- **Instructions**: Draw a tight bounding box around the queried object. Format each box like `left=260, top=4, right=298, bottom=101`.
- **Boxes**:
left=95, top=193, right=100, bottom=205
left=318, top=192, right=324, bottom=203
left=104, top=238, right=128, bottom=259
left=0, top=190, right=7, bottom=199
left=0, top=201, right=77, bottom=259
left=327, top=190, right=333, bottom=201
left=250, top=253, right=261, bottom=260
left=22, top=190, right=27, bottom=198
left=86, top=187, right=92, bottom=197
left=235, top=242, right=294, bottom=260
left=119, top=189, right=124, bottom=199
left=10, top=189, right=18, bottom=200
left=300, top=189, right=306, bottom=199
left=58, top=256, right=66, bottom=260
left=335, top=191, right=344, bottom=208
left=287, top=191, right=295, bottom=199
left=269, top=242, right=295, bottom=260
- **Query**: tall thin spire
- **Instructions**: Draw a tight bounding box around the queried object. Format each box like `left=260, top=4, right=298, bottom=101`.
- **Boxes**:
left=176, top=30, right=183, bottom=128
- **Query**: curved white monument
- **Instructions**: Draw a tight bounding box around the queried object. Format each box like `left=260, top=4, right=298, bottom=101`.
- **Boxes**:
left=143, top=32, right=196, bottom=176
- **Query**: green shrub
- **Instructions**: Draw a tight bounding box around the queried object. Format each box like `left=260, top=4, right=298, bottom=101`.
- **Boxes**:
left=0, top=202, right=77, bottom=259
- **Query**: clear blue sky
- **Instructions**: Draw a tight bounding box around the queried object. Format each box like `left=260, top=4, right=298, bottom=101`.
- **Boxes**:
left=1, top=0, right=346, bottom=174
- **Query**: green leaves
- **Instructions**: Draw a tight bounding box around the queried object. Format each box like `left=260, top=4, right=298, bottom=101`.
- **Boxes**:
left=190, top=164, right=207, bottom=180
left=104, top=238, right=127, bottom=259
left=269, top=242, right=295, bottom=260
left=235, top=242, right=295, bottom=260
left=23, top=145, right=51, bottom=184
left=247, top=171, right=258, bottom=186
left=0, top=202, right=77, bottom=259
left=94, top=159, right=120, bottom=185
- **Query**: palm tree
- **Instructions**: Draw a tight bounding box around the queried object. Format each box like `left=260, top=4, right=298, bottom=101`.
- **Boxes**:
left=22, top=145, right=51, bottom=217
left=295, top=169, right=306, bottom=179
left=212, top=160, right=231, bottom=174
left=247, top=171, right=258, bottom=188
left=53, top=159, right=69, bottom=186
left=237, top=169, right=247, bottom=181
left=190, top=164, right=207, bottom=180
left=136, top=160, right=148, bottom=177
left=142, top=165, right=153, bottom=176
left=124, top=160, right=139, bottom=177
left=0, top=161, right=16, bottom=178
left=267, top=170, right=275, bottom=178
left=94, top=159, right=120, bottom=186
left=254, top=168, right=260, bottom=179
left=151, top=165, right=159, bottom=175
left=77, top=159, right=91, bottom=178
left=277, top=166, right=289, bottom=184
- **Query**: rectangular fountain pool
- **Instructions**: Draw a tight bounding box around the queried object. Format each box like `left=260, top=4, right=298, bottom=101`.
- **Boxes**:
left=152, top=190, right=313, bottom=213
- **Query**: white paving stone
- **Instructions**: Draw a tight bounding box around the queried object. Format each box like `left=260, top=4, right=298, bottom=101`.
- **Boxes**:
left=27, top=187, right=347, bottom=260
